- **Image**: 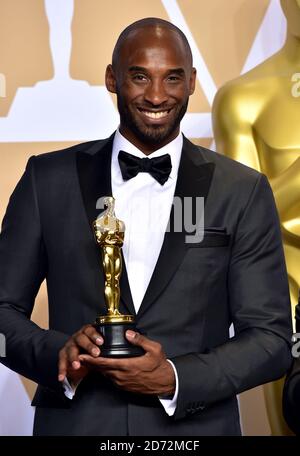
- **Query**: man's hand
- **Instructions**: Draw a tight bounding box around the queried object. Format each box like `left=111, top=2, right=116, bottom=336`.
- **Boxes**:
left=58, top=324, right=104, bottom=385
left=79, top=330, right=176, bottom=396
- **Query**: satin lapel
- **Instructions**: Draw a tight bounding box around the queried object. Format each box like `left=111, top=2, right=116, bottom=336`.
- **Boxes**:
left=136, top=137, right=215, bottom=321
left=76, top=134, right=135, bottom=317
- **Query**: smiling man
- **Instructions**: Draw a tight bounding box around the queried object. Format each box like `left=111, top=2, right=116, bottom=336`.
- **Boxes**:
left=0, top=18, right=293, bottom=436
left=108, top=20, right=195, bottom=152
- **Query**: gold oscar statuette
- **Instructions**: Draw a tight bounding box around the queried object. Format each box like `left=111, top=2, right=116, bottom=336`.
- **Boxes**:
left=93, top=196, right=144, bottom=357
left=212, top=0, right=300, bottom=434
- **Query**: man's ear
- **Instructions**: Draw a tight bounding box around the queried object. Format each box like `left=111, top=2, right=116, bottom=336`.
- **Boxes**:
left=105, top=64, right=117, bottom=94
left=189, top=67, right=197, bottom=95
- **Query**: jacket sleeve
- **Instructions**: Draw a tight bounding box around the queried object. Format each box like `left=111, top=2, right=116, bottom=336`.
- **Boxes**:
left=171, top=174, right=293, bottom=420
left=0, top=157, right=69, bottom=392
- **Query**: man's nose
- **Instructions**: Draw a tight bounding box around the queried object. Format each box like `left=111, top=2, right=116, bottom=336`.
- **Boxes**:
left=144, top=81, right=168, bottom=105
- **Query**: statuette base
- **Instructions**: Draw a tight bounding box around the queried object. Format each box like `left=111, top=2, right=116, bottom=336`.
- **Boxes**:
left=95, top=320, right=145, bottom=358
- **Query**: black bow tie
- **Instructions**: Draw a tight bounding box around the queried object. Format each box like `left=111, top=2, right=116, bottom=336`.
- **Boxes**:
left=118, top=150, right=172, bottom=185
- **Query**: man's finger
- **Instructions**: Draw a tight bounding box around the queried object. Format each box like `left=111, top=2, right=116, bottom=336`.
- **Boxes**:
left=66, top=343, right=82, bottom=370
left=126, top=331, right=159, bottom=353
left=58, top=350, right=68, bottom=382
left=74, top=333, right=101, bottom=357
left=83, top=325, right=104, bottom=346
left=79, top=354, right=128, bottom=370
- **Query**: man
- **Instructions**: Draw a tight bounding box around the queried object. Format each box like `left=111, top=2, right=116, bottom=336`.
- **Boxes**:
left=0, top=18, right=292, bottom=436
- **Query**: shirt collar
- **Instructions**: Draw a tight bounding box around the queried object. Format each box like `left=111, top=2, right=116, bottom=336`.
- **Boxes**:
left=112, top=129, right=183, bottom=180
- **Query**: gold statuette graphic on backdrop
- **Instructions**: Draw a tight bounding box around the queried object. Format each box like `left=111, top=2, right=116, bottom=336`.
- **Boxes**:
left=93, top=196, right=144, bottom=357
left=212, top=0, right=300, bottom=436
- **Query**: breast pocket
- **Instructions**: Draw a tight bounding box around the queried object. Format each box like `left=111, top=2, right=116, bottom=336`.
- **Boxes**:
left=186, top=228, right=231, bottom=248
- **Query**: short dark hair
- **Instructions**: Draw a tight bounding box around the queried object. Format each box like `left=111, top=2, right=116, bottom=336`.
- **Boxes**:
left=112, top=17, right=193, bottom=69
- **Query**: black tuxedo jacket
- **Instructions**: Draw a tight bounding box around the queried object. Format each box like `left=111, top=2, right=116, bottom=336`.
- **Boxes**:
left=0, top=134, right=292, bottom=436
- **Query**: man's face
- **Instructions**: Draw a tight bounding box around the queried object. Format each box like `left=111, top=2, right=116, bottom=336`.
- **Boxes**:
left=106, top=27, right=196, bottom=153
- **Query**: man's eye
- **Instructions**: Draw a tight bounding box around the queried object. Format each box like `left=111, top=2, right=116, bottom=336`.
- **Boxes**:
left=132, top=74, right=147, bottom=82
left=167, top=76, right=180, bottom=82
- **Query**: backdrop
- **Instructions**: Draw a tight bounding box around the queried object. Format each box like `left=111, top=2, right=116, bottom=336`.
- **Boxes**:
left=0, top=0, right=287, bottom=435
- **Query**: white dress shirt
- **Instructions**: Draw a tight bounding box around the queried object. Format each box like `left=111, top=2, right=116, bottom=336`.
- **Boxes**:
left=112, top=129, right=182, bottom=312
left=64, top=129, right=181, bottom=416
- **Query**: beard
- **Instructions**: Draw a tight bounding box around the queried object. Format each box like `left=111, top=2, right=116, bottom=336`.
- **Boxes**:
left=117, top=95, right=189, bottom=147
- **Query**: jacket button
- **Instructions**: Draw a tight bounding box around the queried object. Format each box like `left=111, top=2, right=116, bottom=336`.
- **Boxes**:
left=186, top=407, right=195, bottom=415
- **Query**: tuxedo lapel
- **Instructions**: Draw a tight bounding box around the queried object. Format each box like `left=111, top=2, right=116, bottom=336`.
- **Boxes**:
left=76, top=134, right=135, bottom=317
left=136, top=136, right=215, bottom=321
left=76, top=136, right=113, bottom=227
